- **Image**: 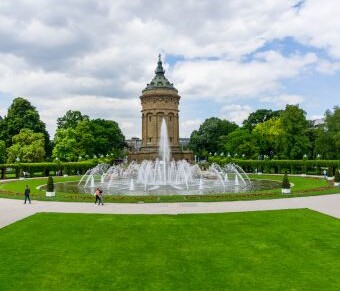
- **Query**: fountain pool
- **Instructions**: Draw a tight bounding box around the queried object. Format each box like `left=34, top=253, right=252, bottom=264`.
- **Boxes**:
left=76, top=118, right=253, bottom=196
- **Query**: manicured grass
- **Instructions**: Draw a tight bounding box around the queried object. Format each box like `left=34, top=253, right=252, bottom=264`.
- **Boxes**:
left=0, top=176, right=81, bottom=200
left=0, top=174, right=337, bottom=203
left=247, top=174, right=331, bottom=192
left=0, top=210, right=339, bottom=290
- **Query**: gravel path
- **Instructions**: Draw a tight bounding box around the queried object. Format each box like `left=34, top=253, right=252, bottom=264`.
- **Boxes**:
left=1, top=194, right=339, bottom=228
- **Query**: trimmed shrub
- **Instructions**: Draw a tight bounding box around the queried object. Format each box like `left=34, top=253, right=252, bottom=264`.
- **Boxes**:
left=282, top=173, right=290, bottom=189
left=47, top=176, right=54, bottom=192
left=328, top=167, right=334, bottom=177
left=335, top=169, right=340, bottom=183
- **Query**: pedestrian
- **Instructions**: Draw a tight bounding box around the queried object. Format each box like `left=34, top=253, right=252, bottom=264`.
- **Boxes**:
left=24, top=185, right=31, bottom=204
left=94, top=188, right=101, bottom=205
left=323, top=169, right=327, bottom=179
left=98, top=188, right=104, bottom=206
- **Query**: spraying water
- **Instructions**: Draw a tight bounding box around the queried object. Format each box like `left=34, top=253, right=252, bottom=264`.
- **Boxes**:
left=78, top=118, right=251, bottom=195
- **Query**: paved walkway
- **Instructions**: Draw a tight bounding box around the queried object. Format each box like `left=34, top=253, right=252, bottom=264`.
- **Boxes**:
left=1, top=194, right=339, bottom=228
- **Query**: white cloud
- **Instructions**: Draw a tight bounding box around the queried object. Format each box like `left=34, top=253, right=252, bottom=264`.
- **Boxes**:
left=315, top=60, right=340, bottom=75
left=29, top=95, right=140, bottom=138
left=0, top=0, right=339, bottom=139
left=220, top=104, right=252, bottom=125
left=271, top=0, right=340, bottom=59
left=260, top=94, right=305, bottom=105
left=180, top=119, right=202, bottom=137
left=172, top=51, right=317, bottom=101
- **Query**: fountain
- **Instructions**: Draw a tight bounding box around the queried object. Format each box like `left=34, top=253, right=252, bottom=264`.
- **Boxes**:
left=78, top=118, right=251, bottom=196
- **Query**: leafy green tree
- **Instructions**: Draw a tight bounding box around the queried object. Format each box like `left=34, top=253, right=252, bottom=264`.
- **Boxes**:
left=0, top=140, right=6, bottom=163
left=74, top=120, right=95, bottom=158
left=189, top=117, right=238, bottom=156
left=280, top=105, right=310, bottom=159
left=305, top=120, right=320, bottom=159
left=315, top=106, right=340, bottom=159
left=253, top=117, right=284, bottom=157
left=222, top=128, right=259, bottom=158
left=57, top=110, right=89, bottom=130
left=52, top=127, right=78, bottom=161
left=89, top=119, right=126, bottom=156
left=242, top=109, right=282, bottom=131
left=6, top=129, right=45, bottom=163
left=53, top=118, right=126, bottom=161
left=0, top=97, right=51, bottom=157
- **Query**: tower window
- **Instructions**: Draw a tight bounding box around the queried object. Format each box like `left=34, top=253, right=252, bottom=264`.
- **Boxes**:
left=148, top=138, right=152, bottom=142
left=170, top=137, right=173, bottom=142
left=169, top=116, right=172, bottom=122
left=149, top=116, right=151, bottom=122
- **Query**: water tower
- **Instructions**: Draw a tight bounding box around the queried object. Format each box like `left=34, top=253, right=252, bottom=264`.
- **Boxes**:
left=129, top=55, right=193, bottom=162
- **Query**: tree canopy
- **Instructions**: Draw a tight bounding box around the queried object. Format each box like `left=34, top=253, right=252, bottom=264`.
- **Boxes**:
left=188, top=104, right=339, bottom=160
left=57, top=110, right=89, bottom=130
left=189, top=117, right=238, bottom=157
left=242, top=109, right=282, bottom=131
left=280, top=105, right=310, bottom=159
left=222, top=128, right=259, bottom=159
left=314, top=106, right=340, bottom=159
left=253, top=117, right=284, bottom=158
left=0, top=140, right=6, bottom=163
left=6, top=128, right=45, bottom=163
left=0, top=97, right=51, bottom=156
left=53, top=117, right=126, bottom=161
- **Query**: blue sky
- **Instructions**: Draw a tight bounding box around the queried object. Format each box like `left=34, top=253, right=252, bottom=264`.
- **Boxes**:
left=0, top=0, right=339, bottom=138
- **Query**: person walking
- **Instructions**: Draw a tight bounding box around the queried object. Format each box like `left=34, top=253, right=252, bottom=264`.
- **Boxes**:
left=24, top=185, right=31, bottom=204
left=98, top=188, right=104, bottom=206
left=94, top=188, right=101, bottom=205
left=323, top=169, right=327, bottom=179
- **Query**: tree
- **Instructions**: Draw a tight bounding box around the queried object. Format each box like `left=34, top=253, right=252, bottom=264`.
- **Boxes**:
left=57, top=110, right=89, bottom=130
left=222, top=128, right=259, bottom=159
left=314, top=106, right=340, bottom=159
left=52, top=128, right=78, bottom=161
left=189, top=117, right=238, bottom=156
left=52, top=118, right=126, bottom=161
left=6, top=129, right=45, bottom=163
left=252, top=117, right=284, bottom=158
left=280, top=105, right=310, bottom=159
left=0, top=97, right=51, bottom=157
left=88, top=119, right=126, bottom=156
left=74, top=120, right=95, bottom=158
left=0, top=140, right=6, bottom=163
left=242, top=109, right=282, bottom=131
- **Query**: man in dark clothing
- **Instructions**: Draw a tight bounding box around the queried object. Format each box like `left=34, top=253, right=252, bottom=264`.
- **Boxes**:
left=24, top=185, right=31, bottom=204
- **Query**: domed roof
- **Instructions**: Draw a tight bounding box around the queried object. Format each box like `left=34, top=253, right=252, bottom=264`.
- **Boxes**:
left=143, top=54, right=178, bottom=93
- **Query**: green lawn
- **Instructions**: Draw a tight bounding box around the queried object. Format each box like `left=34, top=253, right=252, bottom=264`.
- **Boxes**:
left=0, top=210, right=339, bottom=290
left=0, top=174, right=337, bottom=203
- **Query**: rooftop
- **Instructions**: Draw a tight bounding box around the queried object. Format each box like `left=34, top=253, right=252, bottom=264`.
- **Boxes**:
left=143, top=54, right=177, bottom=93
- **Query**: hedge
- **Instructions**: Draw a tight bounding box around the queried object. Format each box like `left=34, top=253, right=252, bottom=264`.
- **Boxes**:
left=1, top=159, right=340, bottom=179
left=208, top=157, right=340, bottom=175
left=0, top=161, right=97, bottom=179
